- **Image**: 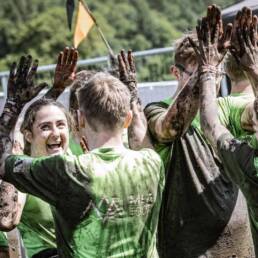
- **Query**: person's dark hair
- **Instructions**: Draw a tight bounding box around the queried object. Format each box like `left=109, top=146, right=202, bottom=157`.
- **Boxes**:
left=20, top=98, right=73, bottom=155
left=77, top=72, right=130, bottom=132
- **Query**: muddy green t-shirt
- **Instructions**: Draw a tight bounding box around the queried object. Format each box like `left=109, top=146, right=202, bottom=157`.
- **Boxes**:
left=0, top=232, right=7, bottom=248
left=18, top=195, right=56, bottom=257
left=217, top=133, right=258, bottom=255
left=145, top=94, right=254, bottom=258
left=4, top=147, right=164, bottom=258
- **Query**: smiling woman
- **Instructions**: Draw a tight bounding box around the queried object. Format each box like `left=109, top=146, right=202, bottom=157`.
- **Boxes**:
left=15, top=98, right=73, bottom=258
left=21, top=99, right=72, bottom=157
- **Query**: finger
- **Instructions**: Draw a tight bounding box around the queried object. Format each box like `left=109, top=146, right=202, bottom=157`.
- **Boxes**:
left=240, top=7, right=248, bottom=29
left=215, top=7, right=223, bottom=36
left=197, top=19, right=205, bottom=55
left=22, top=55, right=32, bottom=77
left=118, top=54, right=126, bottom=79
left=67, top=47, right=74, bottom=64
left=208, top=5, right=217, bottom=42
left=211, top=4, right=218, bottom=28
left=128, top=50, right=136, bottom=73
left=187, top=37, right=201, bottom=59
left=62, top=47, right=69, bottom=64
left=244, top=25, right=253, bottom=52
left=233, top=11, right=242, bottom=33
left=246, top=8, right=252, bottom=28
left=71, top=49, right=78, bottom=73
left=120, top=49, right=129, bottom=71
left=27, top=59, right=39, bottom=82
left=16, top=56, right=26, bottom=78
left=213, top=22, right=220, bottom=45
left=251, top=15, right=258, bottom=47
left=80, top=136, right=89, bottom=153
left=206, top=5, right=213, bottom=28
left=9, top=62, right=17, bottom=80
left=196, top=20, right=205, bottom=60
left=237, top=27, right=246, bottom=56
left=202, top=17, right=210, bottom=46
left=57, top=51, right=63, bottom=66
left=223, top=23, right=233, bottom=49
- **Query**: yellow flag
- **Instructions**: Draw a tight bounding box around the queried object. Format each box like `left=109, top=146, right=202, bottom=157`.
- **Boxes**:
left=74, top=1, right=95, bottom=48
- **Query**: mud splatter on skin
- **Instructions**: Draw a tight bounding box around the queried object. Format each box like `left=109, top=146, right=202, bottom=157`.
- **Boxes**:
left=0, top=55, right=46, bottom=230
left=0, top=182, right=18, bottom=230
left=161, top=72, right=200, bottom=140
left=45, top=47, right=78, bottom=100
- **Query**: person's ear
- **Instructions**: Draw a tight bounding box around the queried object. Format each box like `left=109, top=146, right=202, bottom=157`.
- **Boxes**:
left=170, top=65, right=180, bottom=80
left=24, top=130, right=33, bottom=143
left=123, top=110, right=133, bottom=129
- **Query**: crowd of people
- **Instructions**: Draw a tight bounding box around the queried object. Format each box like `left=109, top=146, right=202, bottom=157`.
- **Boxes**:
left=0, top=4, right=257, bottom=258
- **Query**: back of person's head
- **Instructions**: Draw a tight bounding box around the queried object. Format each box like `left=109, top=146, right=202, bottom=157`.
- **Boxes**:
left=20, top=98, right=72, bottom=155
left=225, top=54, right=247, bottom=83
left=174, top=32, right=198, bottom=68
left=77, top=72, right=131, bottom=132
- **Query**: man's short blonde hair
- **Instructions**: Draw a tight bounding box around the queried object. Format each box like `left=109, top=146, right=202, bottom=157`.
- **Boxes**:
left=77, top=72, right=131, bottom=132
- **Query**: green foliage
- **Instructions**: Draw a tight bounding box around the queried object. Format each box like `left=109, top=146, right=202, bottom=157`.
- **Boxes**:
left=0, top=0, right=238, bottom=82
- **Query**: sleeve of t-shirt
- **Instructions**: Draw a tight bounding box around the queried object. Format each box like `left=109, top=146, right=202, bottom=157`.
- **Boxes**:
left=3, top=154, right=79, bottom=206
left=0, top=232, right=7, bottom=248
left=217, top=96, right=250, bottom=138
left=144, top=101, right=172, bottom=143
left=217, top=133, right=258, bottom=187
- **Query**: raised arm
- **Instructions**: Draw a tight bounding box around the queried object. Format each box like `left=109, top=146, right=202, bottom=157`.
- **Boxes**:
left=45, top=47, right=78, bottom=100
left=230, top=7, right=258, bottom=96
left=0, top=55, right=46, bottom=230
left=118, top=50, right=153, bottom=150
left=189, top=5, right=233, bottom=149
left=146, top=69, right=200, bottom=143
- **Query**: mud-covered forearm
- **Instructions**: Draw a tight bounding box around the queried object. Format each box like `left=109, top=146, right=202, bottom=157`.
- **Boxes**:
left=0, top=105, right=20, bottom=230
left=0, top=181, right=18, bottom=231
left=200, top=72, right=230, bottom=149
left=157, top=76, right=199, bottom=141
left=128, top=100, right=153, bottom=150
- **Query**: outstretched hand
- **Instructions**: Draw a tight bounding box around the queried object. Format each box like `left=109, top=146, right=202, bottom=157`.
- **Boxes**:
left=7, top=55, right=47, bottom=107
left=53, top=47, right=78, bottom=89
left=118, top=49, right=138, bottom=102
left=188, top=4, right=232, bottom=70
left=230, top=7, right=258, bottom=72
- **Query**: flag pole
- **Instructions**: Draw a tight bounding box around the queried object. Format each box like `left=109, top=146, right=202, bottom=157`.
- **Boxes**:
left=79, top=0, right=115, bottom=57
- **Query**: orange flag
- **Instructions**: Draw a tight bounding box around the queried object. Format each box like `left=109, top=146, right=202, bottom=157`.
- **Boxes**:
left=74, top=1, right=95, bottom=48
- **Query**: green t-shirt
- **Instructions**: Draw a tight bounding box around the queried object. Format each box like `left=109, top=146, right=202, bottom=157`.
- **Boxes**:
left=217, top=133, right=258, bottom=256
left=4, top=147, right=164, bottom=258
left=144, top=94, right=254, bottom=258
left=69, top=136, right=84, bottom=156
left=18, top=195, right=56, bottom=257
left=0, top=232, right=8, bottom=248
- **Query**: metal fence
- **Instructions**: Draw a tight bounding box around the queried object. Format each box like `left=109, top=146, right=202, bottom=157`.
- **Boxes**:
left=0, top=46, right=179, bottom=112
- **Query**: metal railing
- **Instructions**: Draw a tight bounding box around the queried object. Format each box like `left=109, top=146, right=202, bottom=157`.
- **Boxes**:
left=0, top=46, right=175, bottom=95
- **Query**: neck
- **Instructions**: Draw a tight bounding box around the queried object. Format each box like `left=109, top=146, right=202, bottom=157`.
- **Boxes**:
left=231, top=80, right=254, bottom=95
left=85, top=129, right=125, bottom=150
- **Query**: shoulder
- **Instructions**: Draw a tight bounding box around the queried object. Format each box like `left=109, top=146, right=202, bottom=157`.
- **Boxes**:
left=128, top=148, right=164, bottom=172
left=217, top=95, right=252, bottom=109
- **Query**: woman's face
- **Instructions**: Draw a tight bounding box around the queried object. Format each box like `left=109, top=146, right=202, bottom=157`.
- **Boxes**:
left=25, top=105, right=70, bottom=157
